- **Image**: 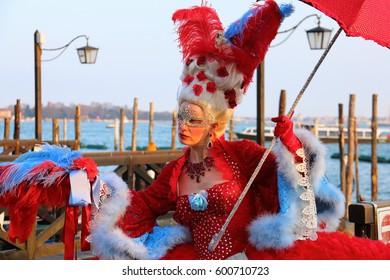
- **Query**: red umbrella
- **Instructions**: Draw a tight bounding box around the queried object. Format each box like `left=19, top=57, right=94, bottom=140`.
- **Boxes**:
left=300, top=0, right=390, bottom=48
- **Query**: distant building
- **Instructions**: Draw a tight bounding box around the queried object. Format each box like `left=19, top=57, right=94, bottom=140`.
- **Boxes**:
left=0, top=108, right=12, bottom=118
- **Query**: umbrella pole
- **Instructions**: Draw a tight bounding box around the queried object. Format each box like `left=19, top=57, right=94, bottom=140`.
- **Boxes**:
left=286, top=27, right=343, bottom=117
left=208, top=28, right=344, bottom=252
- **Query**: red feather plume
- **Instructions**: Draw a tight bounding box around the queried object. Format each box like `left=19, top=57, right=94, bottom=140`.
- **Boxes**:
left=172, top=4, right=229, bottom=61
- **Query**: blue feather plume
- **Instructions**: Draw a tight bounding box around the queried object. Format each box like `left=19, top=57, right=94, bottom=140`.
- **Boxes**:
left=278, top=3, right=294, bottom=20
left=0, top=143, right=82, bottom=192
left=224, top=7, right=255, bottom=44
left=224, top=2, right=294, bottom=44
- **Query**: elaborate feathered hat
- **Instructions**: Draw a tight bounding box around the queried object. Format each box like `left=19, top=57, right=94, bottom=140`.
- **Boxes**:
left=173, top=0, right=293, bottom=115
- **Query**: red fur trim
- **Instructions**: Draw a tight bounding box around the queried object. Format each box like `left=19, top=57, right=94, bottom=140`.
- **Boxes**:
left=246, top=232, right=390, bottom=260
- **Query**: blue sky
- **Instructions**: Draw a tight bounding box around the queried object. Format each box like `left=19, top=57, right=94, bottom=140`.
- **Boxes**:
left=1, top=0, right=389, bottom=119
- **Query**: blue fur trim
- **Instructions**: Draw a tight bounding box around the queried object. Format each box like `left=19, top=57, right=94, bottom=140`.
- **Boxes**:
left=249, top=212, right=296, bottom=249
left=277, top=172, right=294, bottom=215
left=249, top=131, right=345, bottom=249
left=316, top=177, right=345, bottom=230
left=133, top=225, right=191, bottom=259
left=248, top=172, right=299, bottom=249
left=278, top=3, right=294, bottom=20
left=0, top=143, right=81, bottom=191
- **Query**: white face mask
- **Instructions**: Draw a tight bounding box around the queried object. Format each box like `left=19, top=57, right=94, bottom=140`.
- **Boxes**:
left=177, top=105, right=213, bottom=128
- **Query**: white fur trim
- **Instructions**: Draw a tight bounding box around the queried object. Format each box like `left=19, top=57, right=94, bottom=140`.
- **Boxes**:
left=248, top=129, right=345, bottom=249
left=89, top=172, right=192, bottom=259
left=89, top=172, right=149, bottom=259
left=295, top=129, right=327, bottom=188
left=273, top=128, right=327, bottom=189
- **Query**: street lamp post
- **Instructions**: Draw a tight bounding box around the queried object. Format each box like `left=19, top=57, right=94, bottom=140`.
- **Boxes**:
left=256, top=15, right=331, bottom=145
left=34, top=30, right=43, bottom=141
left=34, top=30, right=99, bottom=140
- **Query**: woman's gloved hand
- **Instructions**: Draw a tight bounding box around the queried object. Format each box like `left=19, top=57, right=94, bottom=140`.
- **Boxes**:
left=271, top=114, right=303, bottom=163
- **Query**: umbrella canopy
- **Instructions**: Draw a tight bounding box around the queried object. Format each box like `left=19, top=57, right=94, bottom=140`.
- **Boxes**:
left=300, top=0, right=390, bottom=48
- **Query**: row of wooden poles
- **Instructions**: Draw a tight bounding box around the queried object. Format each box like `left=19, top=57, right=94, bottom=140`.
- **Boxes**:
left=341, top=94, right=380, bottom=205
left=2, top=98, right=237, bottom=153
left=3, top=93, right=381, bottom=209
left=0, top=92, right=385, bottom=231
left=2, top=99, right=82, bottom=150
left=114, top=98, right=235, bottom=150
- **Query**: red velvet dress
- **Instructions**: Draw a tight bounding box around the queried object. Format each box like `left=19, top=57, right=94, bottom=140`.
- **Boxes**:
left=116, top=138, right=280, bottom=260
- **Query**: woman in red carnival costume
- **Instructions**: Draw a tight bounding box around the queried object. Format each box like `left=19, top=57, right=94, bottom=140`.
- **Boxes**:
left=89, top=0, right=390, bottom=260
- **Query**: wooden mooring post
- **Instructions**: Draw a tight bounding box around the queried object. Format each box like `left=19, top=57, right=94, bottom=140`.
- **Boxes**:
left=13, top=99, right=21, bottom=141
left=113, top=118, right=119, bottom=151
left=353, top=117, right=362, bottom=202
left=63, top=118, right=67, bottom=140
left=120, top=109, right=125, bottom=152
left=75, top=106, right=81, bottom=150
left=3, top=118, right=10, bottom=140
left=149, top=102, right=154, bottom=144
left=132, top=98, right=138, bottom=151
left=171, top=109, right=177, bottom=150
left=278, top=89, right=286, bottom=116
left=52, top=119, right=59, bottom=146
left=338, top=104, right=346, bottom=200
left=371, top=93, right=378, bottom=201
left=229, top=113, right=234, bottom=141
left=346, top=94, right=355, bottom=220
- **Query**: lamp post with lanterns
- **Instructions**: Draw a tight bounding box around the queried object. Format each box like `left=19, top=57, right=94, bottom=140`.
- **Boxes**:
left=34, top=30, right=99, bottom=140
left=256, top=14, right=332, bottom=145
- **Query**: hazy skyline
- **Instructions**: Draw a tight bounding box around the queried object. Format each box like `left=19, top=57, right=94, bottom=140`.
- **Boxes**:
left=1, top=0, right=389, bottom=119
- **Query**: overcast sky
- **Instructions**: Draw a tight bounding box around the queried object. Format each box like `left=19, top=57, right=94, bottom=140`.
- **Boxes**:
left=1, top=0, right=389, bottom=119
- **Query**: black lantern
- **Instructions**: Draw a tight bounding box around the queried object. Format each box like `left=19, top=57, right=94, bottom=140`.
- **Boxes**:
left=77, top=43, right=99, bottom=64
left=306, top=24, right=332, bottom=50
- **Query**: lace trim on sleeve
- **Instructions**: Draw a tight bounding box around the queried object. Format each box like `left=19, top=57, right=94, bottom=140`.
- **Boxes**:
left=294, top=148, right=318, bottom=241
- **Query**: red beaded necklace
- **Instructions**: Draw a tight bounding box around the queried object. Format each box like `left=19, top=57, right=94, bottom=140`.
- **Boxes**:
left=183, top=157, right=215, bottom=183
